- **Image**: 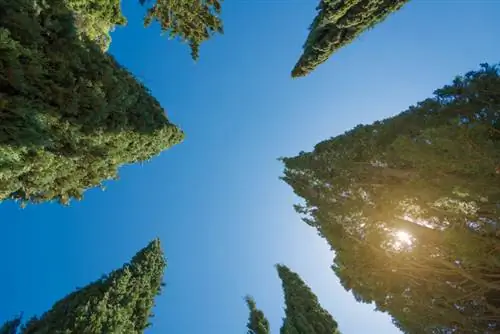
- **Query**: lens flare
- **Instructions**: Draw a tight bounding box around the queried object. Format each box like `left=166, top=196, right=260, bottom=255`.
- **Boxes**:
left=392, top=230, right=413, bottom=250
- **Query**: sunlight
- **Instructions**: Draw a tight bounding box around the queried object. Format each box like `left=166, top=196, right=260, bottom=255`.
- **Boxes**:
left=391, top=230, right=414, bottom=251
left=395, top=230, right=413, bottom=245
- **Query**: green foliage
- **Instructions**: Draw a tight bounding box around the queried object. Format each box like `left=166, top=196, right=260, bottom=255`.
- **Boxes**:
left=66, top=0, right=127, bottom=50
left=292, top=0, right=409, bottom=77
left=245, top=296, right=270, bottom=334
left=141, top=0, right=223, bottom=60
left=245, top=266, right=340, bottom=334
left=0, top=0, right=183, bottom=205
left=0, top=316, right=21, bottom=334
left=277, top=265, right=340, bottom=334
left=20, top=239, right=166, bottom=334
left=281, top=63, right=500, bottom=332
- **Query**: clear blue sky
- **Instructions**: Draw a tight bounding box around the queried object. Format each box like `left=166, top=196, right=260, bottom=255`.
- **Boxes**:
left=1, top=1, right=500, bottom=333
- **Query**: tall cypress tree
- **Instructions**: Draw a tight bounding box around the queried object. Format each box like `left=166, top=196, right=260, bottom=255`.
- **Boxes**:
left=292, top=0, right=409, bottom=77
left=0, top=316, right=21, bottom=334
left=18, top=239, right=166, bottom=334
left=277, top=265, right=340, bottom=334
left=245, top=296, right=270, bottom=334
left=141, top=0, right=223, bottom=60
left=0, top=0, right=183, bottom=205
left=281, top=63, right=500, bottom=332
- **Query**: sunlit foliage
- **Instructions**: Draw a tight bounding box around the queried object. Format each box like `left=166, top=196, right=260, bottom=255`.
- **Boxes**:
left=245, top=296, right=270, bottom=334
left=0, top=0, right=183, bottom=206
left=141, top=0, right=223, bottom=60
left=281, top=63, right=500, bottom=332
left=15, top=239, right=166, bottom=333
left=292, top=0, right=409, bottom=77
left=67, top=0, right=127, bottom=50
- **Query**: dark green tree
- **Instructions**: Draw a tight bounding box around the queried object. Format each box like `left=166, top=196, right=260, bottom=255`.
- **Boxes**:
left=18, top=239, right=166, bottom=334
left=281, top=63, right=500, bottom=332
left=0, top=316, right=21, bottom=334
left=245, top=295, right=270, bottom=334
left=0, top=0, right=183, bottom=205
left=141, top=0, right=223, bottom=60
left=277, top=265, right=340, bottom=334
left=292, top=0, right=409, bottom=77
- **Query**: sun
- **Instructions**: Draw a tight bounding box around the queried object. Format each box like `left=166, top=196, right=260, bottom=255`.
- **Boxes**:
left=395, top=230, right=413, bottom=245
left=391, top=230, right=414, bottom=250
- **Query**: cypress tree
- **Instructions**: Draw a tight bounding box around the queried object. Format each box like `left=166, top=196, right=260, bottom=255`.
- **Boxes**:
left=0, top=316, right=21, bottom=334
left=245, top=296, right=270, bottom=334
left=292, top=0, right=409, bottom=77
left=277, top=265, right=340, bottom=334
left=19, top=239, right=166, bottom=334
left=281, top=63, right=500, bottom=332
left=141, top=0, right=223, bottom=60
left=0, top=0, right=183, bottom=205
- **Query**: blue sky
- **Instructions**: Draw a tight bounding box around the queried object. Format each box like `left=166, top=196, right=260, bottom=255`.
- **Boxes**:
left=1, top=1, right=500, bottom=333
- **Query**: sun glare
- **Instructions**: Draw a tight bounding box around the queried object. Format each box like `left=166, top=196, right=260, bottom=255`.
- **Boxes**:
left=392, top=230, right=414, bottom=251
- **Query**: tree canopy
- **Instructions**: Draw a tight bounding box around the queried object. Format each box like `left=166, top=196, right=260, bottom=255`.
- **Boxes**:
left=0, top=0, right=183, bottom=206
left=0, top=316, right=21, bottom=334
left=67, top=0, right=224, bottom=56
left=245, top=296, right=271, bottom=334
left=277, top=265, right=340, bottom=334
left=66, top=0, right=127, bottom=50
left=141, top=0, right=223, bottom=60
left=10, top=239, right=166, bottom=333
left=292, top=0, right=409, bottom=77
left=281, top=63, right=500, bottom=332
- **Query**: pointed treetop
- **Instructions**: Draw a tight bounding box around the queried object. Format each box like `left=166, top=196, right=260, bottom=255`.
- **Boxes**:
left=277, top=264, right=340, bottom=334
left=0, top=315, right=22, bottom=334
left=245, top=295, right=270, bottom=334
left=291, top=0, right=409, bottom=77
left=21, top=239, right=166, bottom=334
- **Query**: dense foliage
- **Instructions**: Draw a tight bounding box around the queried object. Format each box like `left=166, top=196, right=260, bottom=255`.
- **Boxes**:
left=66, top=0, right=127, bottom=50
left=277, top=265, right=340, bottom=334
left=0, top=317, right=21, bottom=334
left=11, top=239, right=166, bottom=333
left=0, top=0, right=183, bottom=205
left=245, top=296, right=270, bottom=334
left=292, top=0, right=409, bottom=77
left=281, top=63, right=500, bottom=332
left=141, top=0, right=223, bottom=60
